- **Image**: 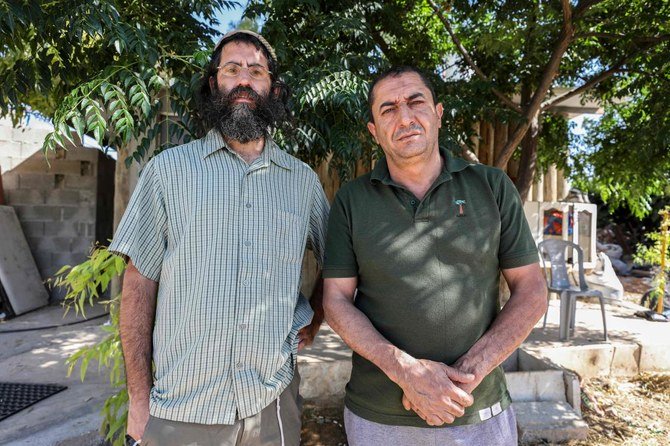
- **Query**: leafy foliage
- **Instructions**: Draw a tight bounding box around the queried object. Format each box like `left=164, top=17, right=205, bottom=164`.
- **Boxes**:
left=51, top=247, right=128, bottom=445
left=0, top=0, right=238, bottom=163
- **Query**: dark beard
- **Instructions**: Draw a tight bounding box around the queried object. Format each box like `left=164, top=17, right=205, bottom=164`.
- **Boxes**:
left=203, top=85, right=286, bottom=144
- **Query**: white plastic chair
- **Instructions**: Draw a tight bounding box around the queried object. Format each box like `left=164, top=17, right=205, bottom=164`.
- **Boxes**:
left=538, top=239, right=608, bottom=341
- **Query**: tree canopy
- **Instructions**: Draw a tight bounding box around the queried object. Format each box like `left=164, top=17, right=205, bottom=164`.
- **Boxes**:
left=1, top=0, right=668, bottom=217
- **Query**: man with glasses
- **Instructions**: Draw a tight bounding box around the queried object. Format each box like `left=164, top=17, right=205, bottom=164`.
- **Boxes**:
left=109, top=30, right=329, bottom=446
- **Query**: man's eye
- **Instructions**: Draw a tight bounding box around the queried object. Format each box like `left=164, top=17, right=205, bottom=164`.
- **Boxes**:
left=222, top=65, right=240, bottom=76
left=381, top=108, right=393, bottom=115
left=249, top=67, right=264, bottom=77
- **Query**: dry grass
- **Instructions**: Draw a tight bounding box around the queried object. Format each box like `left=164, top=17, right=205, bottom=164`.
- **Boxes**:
left=569, top=374, right=670, bottom=446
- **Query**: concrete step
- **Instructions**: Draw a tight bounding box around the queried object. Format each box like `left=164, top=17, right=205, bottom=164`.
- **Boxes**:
left=514, top=401, right=589, bottom=444
left=298, top=324, right=351, bottom=403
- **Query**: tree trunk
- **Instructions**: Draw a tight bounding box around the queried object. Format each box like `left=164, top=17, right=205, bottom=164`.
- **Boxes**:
left=110, top=145, right=133, bottom=297
left=515, top=114, right=541, bottom=202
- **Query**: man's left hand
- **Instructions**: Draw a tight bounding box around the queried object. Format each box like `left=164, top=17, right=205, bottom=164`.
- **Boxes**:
left=298, top=322, right=321, bottom=350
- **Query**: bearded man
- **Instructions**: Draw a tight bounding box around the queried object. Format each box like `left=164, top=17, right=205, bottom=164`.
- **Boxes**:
left=109, top=30, right=329, bottom=446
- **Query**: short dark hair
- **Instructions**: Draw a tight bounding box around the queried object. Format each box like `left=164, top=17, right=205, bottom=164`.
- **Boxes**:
left=367, top=66, right=437, bottom=122
left=197, top=33, right=291, bottom=129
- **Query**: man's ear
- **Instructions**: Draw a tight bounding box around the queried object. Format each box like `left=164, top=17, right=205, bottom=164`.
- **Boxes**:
left=367, top=121, right=379, bottom=144
left=209, top=76, right=216, bottom=94
left=436, top=103, right=444, bottom=129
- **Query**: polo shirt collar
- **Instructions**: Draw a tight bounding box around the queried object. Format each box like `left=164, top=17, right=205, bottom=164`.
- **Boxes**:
left=370, top=146, right=472, bottom=186
left=200, top=129, right=293, bottom=170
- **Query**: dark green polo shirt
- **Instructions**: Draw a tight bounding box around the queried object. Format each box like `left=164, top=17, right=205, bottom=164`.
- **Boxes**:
left=323, top=148, right=538, bottom=427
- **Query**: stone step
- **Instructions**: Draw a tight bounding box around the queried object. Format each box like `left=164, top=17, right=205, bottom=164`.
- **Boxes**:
left=506, top=370, right=566, bottom=403
left=514, top=401, right=589, bottom=444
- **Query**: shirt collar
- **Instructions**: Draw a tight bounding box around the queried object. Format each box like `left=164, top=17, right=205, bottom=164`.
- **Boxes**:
left=370, top=146, right=472, bottom=186
left=200, top=129, right=293, bottom=170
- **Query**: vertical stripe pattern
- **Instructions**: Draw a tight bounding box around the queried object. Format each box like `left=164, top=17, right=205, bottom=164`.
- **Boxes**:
left=109, top=129, right=329, bottom=424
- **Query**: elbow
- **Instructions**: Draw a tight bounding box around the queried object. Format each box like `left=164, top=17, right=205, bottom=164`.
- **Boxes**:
left=534, top=281, right=549, bottom=320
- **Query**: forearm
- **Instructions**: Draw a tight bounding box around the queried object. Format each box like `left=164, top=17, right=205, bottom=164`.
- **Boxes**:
left=309, top=276, right=324, bottom=327
left=456, top=265, right=547, bottom=380
left=119, top=262, right=158, bottom=404
left=323, top=290, right=415, bottom=386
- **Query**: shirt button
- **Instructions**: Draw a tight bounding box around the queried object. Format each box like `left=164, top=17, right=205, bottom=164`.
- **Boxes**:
left=244, top=241, right=251, bottom=247
left=245, top=203, right=252, bottom=208
left=236, top=362, right=244, bottom=370
left=239, top=323, right=247, bottom=330
left=410, top=200, right=417, bottom=205
left=242, top=280, right=250, bottom=287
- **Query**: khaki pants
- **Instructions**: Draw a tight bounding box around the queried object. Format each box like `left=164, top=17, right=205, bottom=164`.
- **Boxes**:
left=142, top=373, right=302, bottom=446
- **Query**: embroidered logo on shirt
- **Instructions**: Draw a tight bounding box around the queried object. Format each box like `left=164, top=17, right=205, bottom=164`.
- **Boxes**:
left=454, top=199, right=466, bottom=217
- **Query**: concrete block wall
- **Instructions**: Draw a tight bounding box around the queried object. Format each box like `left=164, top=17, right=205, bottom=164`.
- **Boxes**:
left=1, top=118, right=100, bottom=299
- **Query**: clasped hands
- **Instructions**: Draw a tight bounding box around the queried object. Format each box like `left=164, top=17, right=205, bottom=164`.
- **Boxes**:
left=398, top=358, right=480, bottom=427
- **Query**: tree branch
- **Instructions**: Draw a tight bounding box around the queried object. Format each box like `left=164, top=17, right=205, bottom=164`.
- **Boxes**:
left=427, top=0, right=521, bottom=114
left=575, top=32, right=670, bottom=44
left=494, top=0, right=574, bottom=168
left=543, top=40, right=667, bottom=110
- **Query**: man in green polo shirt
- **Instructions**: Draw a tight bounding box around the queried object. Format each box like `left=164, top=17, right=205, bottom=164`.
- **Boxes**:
left=110, top=30, right=329, bottom=446
left=323, top=66, right=547, bottom=445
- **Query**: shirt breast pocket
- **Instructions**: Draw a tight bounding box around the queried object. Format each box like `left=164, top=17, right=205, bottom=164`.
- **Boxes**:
left=273, top=210, right=305, bottom=264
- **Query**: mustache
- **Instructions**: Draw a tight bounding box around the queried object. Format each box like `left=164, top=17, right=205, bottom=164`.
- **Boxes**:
left=393, top=123, right=423, bottom=140
left=226, top=85, right=262, bottom=103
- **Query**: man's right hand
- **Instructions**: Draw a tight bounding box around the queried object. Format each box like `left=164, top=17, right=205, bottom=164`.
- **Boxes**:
left=127, top=399, right=150, bottom=442
left=396, top=358, right=475, bottom=426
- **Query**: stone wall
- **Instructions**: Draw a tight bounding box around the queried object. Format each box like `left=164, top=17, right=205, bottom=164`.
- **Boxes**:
left=0, top=118, right=111, bottom=299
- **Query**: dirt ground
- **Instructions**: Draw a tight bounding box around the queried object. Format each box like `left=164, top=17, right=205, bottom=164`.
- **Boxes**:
left=300, top=276, right=669, bottom=445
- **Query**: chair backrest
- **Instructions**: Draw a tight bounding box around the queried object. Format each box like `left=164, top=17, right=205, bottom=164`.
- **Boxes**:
left=537, top=239, right=587, bottom=291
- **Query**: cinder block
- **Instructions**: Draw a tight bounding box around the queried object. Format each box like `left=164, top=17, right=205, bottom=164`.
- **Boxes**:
left=610, top=343, right=640, bottom=376
left=60, top=206, right=95, bottom=222
left=0, top=123, right=13, bottom=140
left=12, top=127, right=50, bottom=144
left=45, top=189, right=82, bottom=206
left=0, top=144, right=24, bottom=158
left=18, top=173, right=55, bottom=190
left=19, top=140, right=47, bottom=157
left=76, top=222, right=96, bottom=237
left=7, top=189, right=46, bottom=205
left=44, top=221, right=79, bottom=237
left=639, top=344, right=670, bottom=372
left=71, top=236, right=95, bottom=255
left=0, top=156, right=15, bottom=172
left=79, top=190, right=96, bottom=206
left=13, top=205, right=62, bottom=222
left=52, top=252, right=88, bottom=269
left=39, top=236, right=75, bottom=252
left=80, top=160, right=94, bottom=176
left=65, top=148, right=99, bottom=162
left=64, top=175, right=96, bottom=191
left=18, top=221, right=45, bottom=238
left=1, top=171, right=19, bottom=189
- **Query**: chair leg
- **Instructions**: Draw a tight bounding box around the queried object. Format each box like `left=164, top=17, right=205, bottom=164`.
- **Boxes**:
left=559, top=291, right=571, bottom=341
left=598, top=296, right=608, bottom=341
left=570, top=298, right=577, bottom=330
left=543, top=293, right=551, bottom=328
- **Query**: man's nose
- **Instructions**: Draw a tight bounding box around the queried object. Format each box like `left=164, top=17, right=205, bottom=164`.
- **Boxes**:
left=235, top=69, right=254, bottom=87
left=397, top=104, right=415, bottom=126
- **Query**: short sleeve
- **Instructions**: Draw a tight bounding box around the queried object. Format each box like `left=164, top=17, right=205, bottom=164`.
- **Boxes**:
left=496, top=173, right=539, bottom=269
left=307, top=177, right=329, bottom=269
left=108, top=159, right=167, bottom=281
left=323, top=189, right=358, bottom=278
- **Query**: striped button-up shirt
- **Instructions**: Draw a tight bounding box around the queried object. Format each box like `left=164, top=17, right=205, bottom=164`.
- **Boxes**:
left=109, top=129, right=329, bottom=424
